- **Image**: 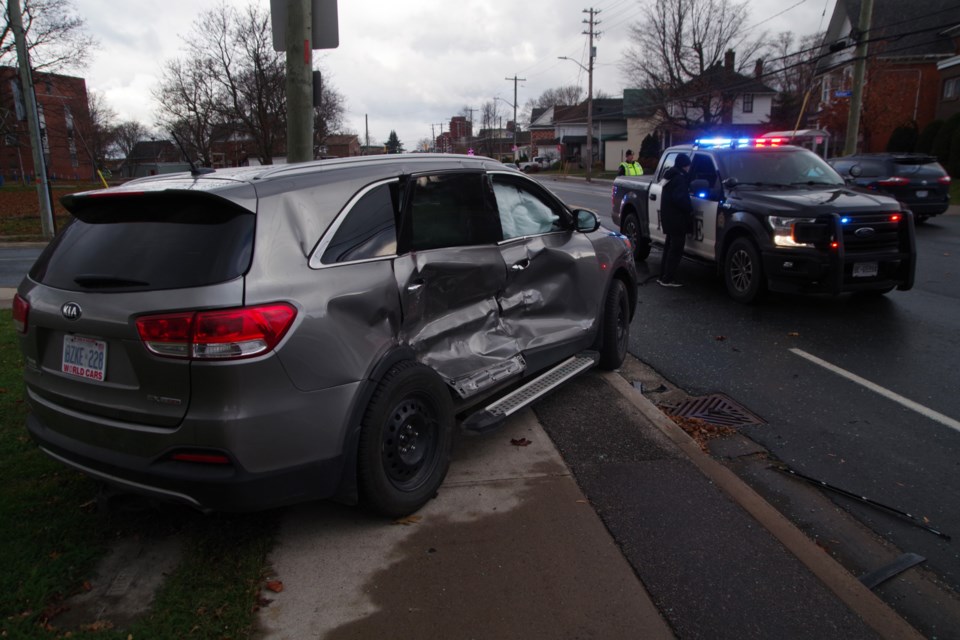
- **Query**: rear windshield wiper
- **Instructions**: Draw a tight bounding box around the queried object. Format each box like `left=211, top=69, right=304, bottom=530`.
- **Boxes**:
left=791, top=180, right=840, bottom=186
left=74, top=275, right=151, bottom=288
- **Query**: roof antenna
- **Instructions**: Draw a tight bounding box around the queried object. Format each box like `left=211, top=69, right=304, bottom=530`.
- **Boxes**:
left=170, top=133, right=214, bottom=177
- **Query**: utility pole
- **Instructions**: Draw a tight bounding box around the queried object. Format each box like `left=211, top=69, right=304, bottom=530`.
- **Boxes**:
left=364, top=114, right=369, bottom=155
left=505, top=75, right=525, bottom=159
left=8, top=0, right=54, bottom=238
left=583, top=8, right=600, bottom=182
left=844, top=0, right=873, bottom=156
left=286, top=0, right=313, bottom=163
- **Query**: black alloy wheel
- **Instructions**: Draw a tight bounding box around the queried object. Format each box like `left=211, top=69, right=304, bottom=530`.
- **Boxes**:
left=724, top=237, right=766, bottom=304
left=598, top=279, right=630, bottom=370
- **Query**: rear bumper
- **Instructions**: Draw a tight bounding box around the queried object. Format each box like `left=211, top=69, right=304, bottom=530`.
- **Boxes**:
left=28, top=412, right=348, bottom=512
left=24, top=376, right=364, bottom=512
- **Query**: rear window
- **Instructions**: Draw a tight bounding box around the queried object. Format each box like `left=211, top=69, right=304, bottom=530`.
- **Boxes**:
left=30, top=194, right=254, bottom=292
left=891, top=157, right=947, bottom=178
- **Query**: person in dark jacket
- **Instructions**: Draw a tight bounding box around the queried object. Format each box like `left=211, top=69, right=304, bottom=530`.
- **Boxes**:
left=658, top=153, right=693, bottom=287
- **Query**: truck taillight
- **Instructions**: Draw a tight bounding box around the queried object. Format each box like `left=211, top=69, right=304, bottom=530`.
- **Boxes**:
left=136, top=303, right=297, bottom=360
left=12, top=294, right=29, bottom=334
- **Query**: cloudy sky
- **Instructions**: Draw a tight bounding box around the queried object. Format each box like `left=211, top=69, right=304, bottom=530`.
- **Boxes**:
left=71, top=0, right=836, bottom=149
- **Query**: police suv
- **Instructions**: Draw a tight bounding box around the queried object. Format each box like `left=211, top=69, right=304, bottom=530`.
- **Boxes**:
left=612, top=137, right=916, bottom=303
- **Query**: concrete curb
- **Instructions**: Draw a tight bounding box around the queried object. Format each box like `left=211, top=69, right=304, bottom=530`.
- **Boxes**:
left=602, top=369, right=924, bottom=640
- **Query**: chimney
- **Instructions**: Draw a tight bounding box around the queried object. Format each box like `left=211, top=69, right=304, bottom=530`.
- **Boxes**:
left=755, top=59, right=764, bottom=79
left=724, top=50, right=735, bottom=72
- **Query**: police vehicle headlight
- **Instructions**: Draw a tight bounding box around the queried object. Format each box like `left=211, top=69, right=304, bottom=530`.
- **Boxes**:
left=768, top=216, right=816, bottom=248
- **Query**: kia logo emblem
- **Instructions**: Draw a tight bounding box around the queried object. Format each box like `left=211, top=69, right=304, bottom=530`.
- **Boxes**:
left=61, top=302, right=82, bottom=320
left=855, top=227, right=876, bottom=238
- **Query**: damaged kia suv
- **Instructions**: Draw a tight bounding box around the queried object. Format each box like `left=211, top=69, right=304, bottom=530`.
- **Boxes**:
left=13, top=154, right=637, bottom=517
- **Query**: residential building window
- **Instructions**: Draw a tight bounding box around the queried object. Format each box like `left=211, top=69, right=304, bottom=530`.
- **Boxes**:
left=944, top=77, right=960, bottom=101
left=742, top=94, right=754, bottom=113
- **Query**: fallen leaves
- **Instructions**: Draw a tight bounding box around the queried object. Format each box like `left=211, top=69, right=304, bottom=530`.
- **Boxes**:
left=392, top=515, right=422, bottom=526
left=510, top=438, right=532, bottom=447
left=265, top=580, right=284, bottom=593
left=669, top=415, right=735, bottom=451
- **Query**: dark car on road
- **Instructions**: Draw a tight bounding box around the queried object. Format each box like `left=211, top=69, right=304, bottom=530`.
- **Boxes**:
left=12, top=154, right=637, bottom=517
left=828, top=153, right=951, bottom=222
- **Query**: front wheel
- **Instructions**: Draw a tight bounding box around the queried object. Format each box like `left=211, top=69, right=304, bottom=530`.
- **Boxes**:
left=597, top=279, right=630, bottom=370
left=358, top=362, right=454, bottom=518
left=723, top=237, right=766, bottom=304
left=621, top=212, right=650, bottom=261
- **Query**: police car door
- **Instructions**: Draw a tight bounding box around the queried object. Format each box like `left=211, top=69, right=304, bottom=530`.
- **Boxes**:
left=686, top=152, right=721, bottom=260
left=647, top=151, right=681, bottom=247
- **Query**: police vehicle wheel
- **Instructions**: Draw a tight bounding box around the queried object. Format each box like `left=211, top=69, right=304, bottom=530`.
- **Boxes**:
left=621, top=213, right=650, bottom=261
left=597, top=279, right=630, bottom=370
left=358, top=362, right=454, bottom=518
left=724, top=237, right=766, bottom=304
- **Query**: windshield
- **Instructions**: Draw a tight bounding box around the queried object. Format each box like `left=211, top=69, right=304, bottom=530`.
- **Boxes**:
left=719, top=149, right=844, bottom=187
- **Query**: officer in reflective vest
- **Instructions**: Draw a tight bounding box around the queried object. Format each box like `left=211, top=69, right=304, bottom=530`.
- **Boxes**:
left=618, top=149, right=644, bottom=176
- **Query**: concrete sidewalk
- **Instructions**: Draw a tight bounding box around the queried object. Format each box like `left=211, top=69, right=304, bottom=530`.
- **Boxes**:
left=256, top=359, right=923, bottom=639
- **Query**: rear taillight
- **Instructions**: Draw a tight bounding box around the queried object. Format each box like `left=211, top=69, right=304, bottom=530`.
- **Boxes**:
left=136, top=303, right=297, bottom=360
left=877, top=176, right=910, bottom=187
left=938, top=175, right=952, bottom=186
left=12, top=294, right=29, bottom=334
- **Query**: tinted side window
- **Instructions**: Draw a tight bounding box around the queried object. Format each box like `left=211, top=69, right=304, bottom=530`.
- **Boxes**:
left=491, top=176, right=562, bottom=239
left=31, top=195, right=253, bottom=292
left=321, top=182, right=398, bottom=264
left=658, top=152, right=679, bottom=180
left=690, top=154, right=718, bottom=188
left=856, top=159, right=885, bottom=177
left=407, top=173, right=498, bottom=251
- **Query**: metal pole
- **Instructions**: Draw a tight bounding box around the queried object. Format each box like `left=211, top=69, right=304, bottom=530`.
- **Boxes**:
left=843, top=0, right=873, bottom=155
left=286, top=0, right=313, bottom=163
left=583, top=8, right=599, bottom=182
left=8, top=0, right=54, bottom=238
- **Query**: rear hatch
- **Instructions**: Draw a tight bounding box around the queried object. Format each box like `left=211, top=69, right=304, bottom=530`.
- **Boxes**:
left=19, top=189, right=255, bottom=428
left=890, top=156, right=950, bottom=202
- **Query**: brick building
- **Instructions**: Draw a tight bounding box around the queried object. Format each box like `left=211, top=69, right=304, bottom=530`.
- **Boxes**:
left=0, top=67, right=95, bottom=184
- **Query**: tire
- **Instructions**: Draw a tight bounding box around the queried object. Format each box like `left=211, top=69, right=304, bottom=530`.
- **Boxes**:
left=621, top=212, right=650, bottom=261
left=916, top=215, right=929, bottom=224
left=357, top=362, right=454, bottom=518
left=723, top=237, right=767, bottom=304
left=597, top=279, right=630, bottom=370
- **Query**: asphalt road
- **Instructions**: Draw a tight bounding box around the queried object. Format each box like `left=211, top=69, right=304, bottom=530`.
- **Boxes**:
left=543, top=176, right=960, bottom=626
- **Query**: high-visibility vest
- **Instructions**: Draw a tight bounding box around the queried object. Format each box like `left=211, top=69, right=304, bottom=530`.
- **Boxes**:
left=620, top=161, right=643, bottom=176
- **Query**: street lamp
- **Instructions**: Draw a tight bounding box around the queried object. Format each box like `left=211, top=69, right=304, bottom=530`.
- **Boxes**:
left=559, top=55, right=594, bottom=182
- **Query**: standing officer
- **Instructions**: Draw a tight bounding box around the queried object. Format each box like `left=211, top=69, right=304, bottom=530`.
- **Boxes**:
left=618, top=149, right=644, bottom=176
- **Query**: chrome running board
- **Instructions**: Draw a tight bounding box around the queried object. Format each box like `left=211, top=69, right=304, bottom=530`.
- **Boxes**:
left=461, top=352, right=598, bottom=433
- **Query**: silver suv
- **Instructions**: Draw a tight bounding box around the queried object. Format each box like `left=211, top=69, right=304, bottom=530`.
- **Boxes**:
left=13, top=154, right=637, bottom=517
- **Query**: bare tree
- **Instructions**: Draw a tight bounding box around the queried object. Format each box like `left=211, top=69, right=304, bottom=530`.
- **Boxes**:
left=112, top=120, right=150, bottom=160
left=153, top=57, right=220, bottom=166
left=155, top=1, right=345, bottom=165
left=314, top=69, right=345, bottom=147
left=72, top=88, right=116, bottom=173
left=621, top=0, right=767, bottom=131
left=0, top=0, right=96, bottom=72
left=765, top=31, right=824, bottom=130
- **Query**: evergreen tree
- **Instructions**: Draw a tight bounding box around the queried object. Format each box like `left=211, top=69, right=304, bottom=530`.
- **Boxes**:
left=915, top=120, right=943, bottom=154
left=386, top=130, right=404, bottom=154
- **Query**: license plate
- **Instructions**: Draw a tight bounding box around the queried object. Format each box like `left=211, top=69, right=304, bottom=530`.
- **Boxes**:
left=853, top=262, right=879, bottom=278
left=916, top=190, right=928, bottom=198
left=62, top=335, right=107, bottom=382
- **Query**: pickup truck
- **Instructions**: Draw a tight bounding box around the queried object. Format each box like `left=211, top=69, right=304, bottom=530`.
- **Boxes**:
left=518, top=156, right=558, bottom=173
left=611, top=138, right=917, bottom=303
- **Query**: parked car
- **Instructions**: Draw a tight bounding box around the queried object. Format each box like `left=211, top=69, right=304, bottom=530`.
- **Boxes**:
left=12, top=154, right=637, bottom=517
left=828, top=153, right=951, bottom=223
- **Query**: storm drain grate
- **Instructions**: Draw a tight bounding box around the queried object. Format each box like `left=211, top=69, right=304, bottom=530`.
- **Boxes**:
left=659, top=393, right=766, bottom=428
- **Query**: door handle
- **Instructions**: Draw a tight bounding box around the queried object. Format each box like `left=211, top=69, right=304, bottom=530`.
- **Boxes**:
left=649, top=194, right=657, bottom=201
left=407, top=281, right=425, bottom=292
left=511, top=259, right=530, bottom=271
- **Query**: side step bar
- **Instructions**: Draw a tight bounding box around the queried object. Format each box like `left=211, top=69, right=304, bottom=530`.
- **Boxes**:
left=461, top=352, right=598, bottom=433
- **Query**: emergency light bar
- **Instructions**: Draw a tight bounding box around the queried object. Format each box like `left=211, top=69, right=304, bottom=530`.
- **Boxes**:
left=693, top=137, right=788, bottom=149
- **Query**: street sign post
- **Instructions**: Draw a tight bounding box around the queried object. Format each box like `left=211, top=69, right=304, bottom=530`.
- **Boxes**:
left=270, top=0, right=339, bottom=51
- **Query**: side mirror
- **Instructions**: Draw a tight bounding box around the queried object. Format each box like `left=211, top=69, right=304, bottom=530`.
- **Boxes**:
left=574, top=208, right=601, bottom=233
left=723, top=177, right=739, bottom=189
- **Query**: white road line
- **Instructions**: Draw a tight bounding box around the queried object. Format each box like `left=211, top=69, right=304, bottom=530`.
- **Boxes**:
left=790, top=348, right=960, bottom=434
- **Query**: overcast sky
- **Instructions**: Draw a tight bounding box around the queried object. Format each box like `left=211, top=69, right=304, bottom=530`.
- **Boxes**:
left=71, top=0, right=836, bottom=149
